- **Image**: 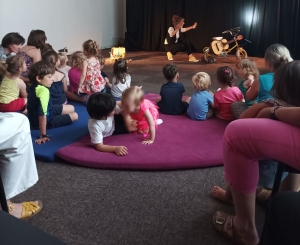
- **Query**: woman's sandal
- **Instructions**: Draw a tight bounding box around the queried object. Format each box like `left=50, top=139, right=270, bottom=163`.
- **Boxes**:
left=256, top=188, right=271, bottom=207
left=213, top=211, right=244, bottom=245
left=9, top=200, right=43, bottom=220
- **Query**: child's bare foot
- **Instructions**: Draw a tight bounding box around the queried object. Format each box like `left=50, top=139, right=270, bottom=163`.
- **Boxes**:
left=212, top=186, right=233, bottom=205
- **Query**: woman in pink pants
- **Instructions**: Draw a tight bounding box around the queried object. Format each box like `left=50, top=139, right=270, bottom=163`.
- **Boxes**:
left=212, top=61, right=300, bottom=245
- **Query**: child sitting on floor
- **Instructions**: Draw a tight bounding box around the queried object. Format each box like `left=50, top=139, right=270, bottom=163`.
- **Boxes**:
left=109, top=58, right=131, bottom=101
left=0, top=55, right=27, bottom=113
left=87, top=92, right=130, bottom=156
left=99, top=55, right=111, bottom=92
left=68, top=51, right=87, bottom=103
left=187, top=72, right=214, bottom=120
left=122, top=86, right=162, bottom=145
left=231, top=59, right=259, bottom=119
left=27, top=60, right=78, bottom=144
left=156, top=64, right=189, bottom=115
left=42, top=50, right=68, bottom=105
left=77, top=40, right=106, bottom=94
left=57, top=52, right=71, bottom=86
left=214, top=66, right=244, bottom=120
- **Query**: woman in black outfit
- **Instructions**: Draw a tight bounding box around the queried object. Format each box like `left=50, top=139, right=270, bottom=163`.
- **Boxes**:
left=164, top=15, right=198, bottom=62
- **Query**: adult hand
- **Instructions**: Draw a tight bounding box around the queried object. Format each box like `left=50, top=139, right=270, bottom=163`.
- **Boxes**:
left=127, top=120, right=138, bottom=132
left=114, top=146, right=128, bottom=156
left=193, top=22, right=197, bottom=29
left=35, top=137, right=50, bottom=144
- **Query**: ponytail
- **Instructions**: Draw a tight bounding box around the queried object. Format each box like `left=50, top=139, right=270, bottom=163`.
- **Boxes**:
left=83, top=39, right=100, bottom=57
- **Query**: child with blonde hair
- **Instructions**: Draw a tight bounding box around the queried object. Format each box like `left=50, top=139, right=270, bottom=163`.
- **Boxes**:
left=122, top=86, right=162, bottom=145
left=214, top=66, right=244, bottom=120
left=57, top=52, right=71, bottom=86
left=77, top=40, right=105, bottom=94
left=187, top=72, right=214, bottom=120
left=231, top=58, right=259, bottom=119
left=66, top=51, right=87, bottom=103
left=0, top=55, right=27, bottom=112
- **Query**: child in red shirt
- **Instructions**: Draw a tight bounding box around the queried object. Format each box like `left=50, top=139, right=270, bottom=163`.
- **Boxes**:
left=214, top=66, right=244, bottom=120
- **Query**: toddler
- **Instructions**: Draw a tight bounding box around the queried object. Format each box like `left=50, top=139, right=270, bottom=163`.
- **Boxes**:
left=110, top=58, right=131, bottom=101
left=87, top=93, right=129, bottom=156
left=77, top=40, right=105, bottom=94
left=0, top=55, right=27, bottom=113
left=27, top=61, right=78, bottom=144
left=58, top=52, right=71, bottom=86
left=42, top=50, right=67, bottom=105
left=156, top=64, right=189, bottom=115
left=214, top=66, right=243, bottom=120
left=122, top=86, right=162, bottom=145
left=231, top=59, right=259, bottom=119
left=187, top=72, right=214, bottom=120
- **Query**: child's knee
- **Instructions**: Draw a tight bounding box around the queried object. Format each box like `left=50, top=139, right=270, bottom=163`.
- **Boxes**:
left=70, top=112, right=78, bottom=121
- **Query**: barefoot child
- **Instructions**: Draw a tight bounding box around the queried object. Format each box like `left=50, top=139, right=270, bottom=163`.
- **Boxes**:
left=87, top=93, right=130, bottom=156
left=122, top=86, right=162, bottom=145
left=187, top=72, right=214, bottom=120
left=0, top=55, right=28, bottom=113
left=27, top=61, right=78, bottom=144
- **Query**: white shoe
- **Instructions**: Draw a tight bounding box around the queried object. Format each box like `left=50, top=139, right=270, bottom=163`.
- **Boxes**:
left=156, top=119, right=163, bottom=125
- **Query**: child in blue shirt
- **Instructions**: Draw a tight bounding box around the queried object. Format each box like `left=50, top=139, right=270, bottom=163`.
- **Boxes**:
left=156, top=64, right=189, bottom=115
left=187, top=72, right=214, bottom=120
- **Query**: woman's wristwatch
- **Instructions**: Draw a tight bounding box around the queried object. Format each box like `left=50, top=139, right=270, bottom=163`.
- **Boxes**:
left=269, top=106, right=281, bottom=120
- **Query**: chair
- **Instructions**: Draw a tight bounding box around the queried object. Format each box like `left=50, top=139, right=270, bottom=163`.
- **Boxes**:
left=271, top=162, right=300, bottom=197
left=0, top=173, right=8, bottom=212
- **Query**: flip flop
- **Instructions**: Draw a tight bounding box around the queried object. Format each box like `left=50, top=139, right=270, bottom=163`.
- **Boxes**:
left=213, top=211, right=244, bottom=245
left=9, top=200, right=43, bottom=220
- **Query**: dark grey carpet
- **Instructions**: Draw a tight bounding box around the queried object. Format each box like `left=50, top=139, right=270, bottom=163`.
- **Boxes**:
left=13, top=51, right=267, bottom=245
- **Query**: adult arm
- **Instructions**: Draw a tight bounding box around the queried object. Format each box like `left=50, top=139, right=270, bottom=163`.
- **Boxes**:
left=246, top=78, right=259, bottom=101
left=257, top=107, right=300, bottom=128
left=240, top=102, right=272, bottom=119
left=182, top=22, right=197, bottom=32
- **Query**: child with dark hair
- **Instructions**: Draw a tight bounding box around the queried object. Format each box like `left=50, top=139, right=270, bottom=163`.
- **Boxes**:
left=42, top=50, right=67, bottom=105
left=27, top=60, right=78, bottom=144
left=19, top=30, right=46, bottom=82
left=214, top=66, right=244, bottom=120
left=0, top=55, right=27, bottom=113
left=0, top=32, right=25, bottom=62
left=109, top=58, right=131, bottom=100
left=87, top=93, right=129, bottom=156
left=156, top=64, right=189, bottom=115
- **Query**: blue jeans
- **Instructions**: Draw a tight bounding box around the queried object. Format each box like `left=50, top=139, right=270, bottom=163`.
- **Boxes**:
left=258, top=160, right=288, bottom=189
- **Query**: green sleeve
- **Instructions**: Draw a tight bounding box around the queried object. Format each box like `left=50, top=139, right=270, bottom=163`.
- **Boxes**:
left=36, top=85, right=50, bottom=115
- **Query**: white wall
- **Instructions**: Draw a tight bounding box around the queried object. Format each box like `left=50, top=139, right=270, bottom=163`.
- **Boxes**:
left=0, top=0, right=126, bottom=52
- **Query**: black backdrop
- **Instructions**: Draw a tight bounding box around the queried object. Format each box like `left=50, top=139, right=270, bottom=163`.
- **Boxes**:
left=124, top=0, right=300, bottom=59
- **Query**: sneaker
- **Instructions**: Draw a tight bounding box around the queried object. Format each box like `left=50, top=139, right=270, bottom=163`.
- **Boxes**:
left=189, top=55, right=199, bottom=62
left=167, top=52, right=173, bottom=61
left=156, top=119, right=163, bottom=125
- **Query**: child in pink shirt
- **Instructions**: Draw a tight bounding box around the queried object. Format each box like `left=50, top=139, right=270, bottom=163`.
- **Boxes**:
left=214, top=66, right=244, bottom=120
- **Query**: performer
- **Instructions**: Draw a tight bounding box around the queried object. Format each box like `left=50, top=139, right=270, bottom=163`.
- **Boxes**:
left=164, top=15, right=198, bottom=62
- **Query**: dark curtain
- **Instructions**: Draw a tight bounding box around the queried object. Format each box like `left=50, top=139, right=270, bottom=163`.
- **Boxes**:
left=125, top=0, right=300, bottom=59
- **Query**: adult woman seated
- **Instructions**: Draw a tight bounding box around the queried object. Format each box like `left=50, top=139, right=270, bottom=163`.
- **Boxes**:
left=19, top=30, right=46, bottom=83
left=212, top=61, right=300, bottom=245
left=0, top=112, right=42, bottom=219
left=0, top=33, right=25, bottom=63
left=164, top=15, right=198, bottom=62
